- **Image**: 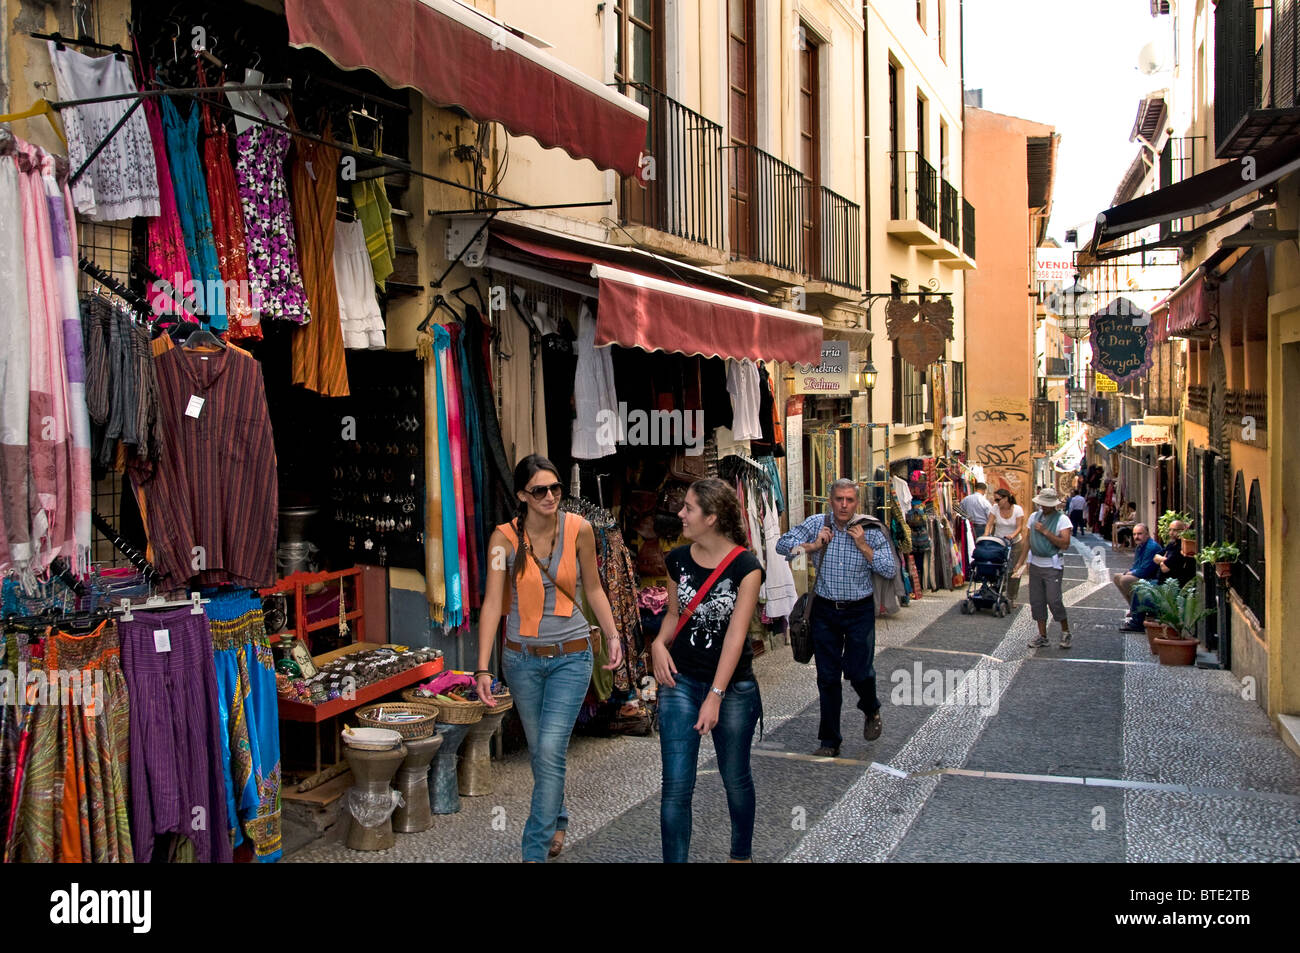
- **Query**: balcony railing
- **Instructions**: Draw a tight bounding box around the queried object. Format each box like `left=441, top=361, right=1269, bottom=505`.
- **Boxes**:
left=962, top=198, right=976, bottom=259
left=889, top=151, right=938, bottom=231
left=1159, top=136, right=1203, bottom=238
left=1226, top=388, right=1267, bottom=431
left=619, top=83, right=725, bottom=249
left=1031, top=398, right=1058, bottom=452
left=1188, top=384, right=1209, bottom=414
left=728, top=144, right=805, bottom=274
left=1215, top=0, right=1300, bottom=157
left=940, top=179, right=960, bottom=246
left=1044, top=356, right=1069, bottom=378
left=813, top=185, right=861, bottom=290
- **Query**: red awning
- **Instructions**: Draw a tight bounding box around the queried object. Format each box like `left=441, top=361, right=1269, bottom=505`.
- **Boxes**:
left=284, top=0, right=649, bottom=177
left=490, top=234, right=823, bottom=364
left=1167, top=273, right=1213, bottom=338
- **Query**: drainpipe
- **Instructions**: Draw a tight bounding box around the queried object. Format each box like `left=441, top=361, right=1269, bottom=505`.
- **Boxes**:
left=863, top=4, right=872, bottom=425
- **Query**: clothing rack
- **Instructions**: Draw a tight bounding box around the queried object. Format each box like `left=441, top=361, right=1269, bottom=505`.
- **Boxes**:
left=78, top=256, right=153, bottom=317
left=1, top=592, right=209, bottom=631
left=91, top=509, right=162, bottom=585
left=562, top=497, right=617, bottom=531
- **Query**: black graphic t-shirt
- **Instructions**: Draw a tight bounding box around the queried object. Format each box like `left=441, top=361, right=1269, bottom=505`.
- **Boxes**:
left=665, top=545, right=764, bottom=687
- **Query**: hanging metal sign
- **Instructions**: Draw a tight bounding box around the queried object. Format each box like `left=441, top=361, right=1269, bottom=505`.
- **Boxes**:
left=1089, top=297, right=1153, bottom=385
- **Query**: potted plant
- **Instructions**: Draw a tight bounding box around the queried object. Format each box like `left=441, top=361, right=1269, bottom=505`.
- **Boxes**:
left=1152, top=579, right=1213, bottom=666
left=1133, top=578, right=1182, bottom=654
left=1179, top=525, right=1198, bottom=558
left=1157, top=509, right=1192, bottom=545
left=1197, top=541, right=1240, bottom=579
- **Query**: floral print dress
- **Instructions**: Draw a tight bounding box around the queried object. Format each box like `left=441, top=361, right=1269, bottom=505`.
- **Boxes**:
left=235, top=122, right=311, bottom=325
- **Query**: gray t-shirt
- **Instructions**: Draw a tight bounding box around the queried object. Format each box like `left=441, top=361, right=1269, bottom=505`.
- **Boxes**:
left=504, top=512, right=593, bottom=645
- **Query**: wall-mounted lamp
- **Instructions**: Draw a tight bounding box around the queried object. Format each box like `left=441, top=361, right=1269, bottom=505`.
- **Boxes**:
left=860, top=357, right=878, bottom=390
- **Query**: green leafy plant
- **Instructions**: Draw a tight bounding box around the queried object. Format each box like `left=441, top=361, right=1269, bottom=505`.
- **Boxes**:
left=1134, top=577, right=1185, bottom=629
left=1157, top=510, right=1192, bottom=544
left=1174, top=578, right=1213, bottom=636
left=1196, top=541, right=1240, bottom=565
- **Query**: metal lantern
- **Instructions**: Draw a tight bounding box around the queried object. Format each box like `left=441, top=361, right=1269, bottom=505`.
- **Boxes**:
left=1049, top=273, right=1095, bottom=339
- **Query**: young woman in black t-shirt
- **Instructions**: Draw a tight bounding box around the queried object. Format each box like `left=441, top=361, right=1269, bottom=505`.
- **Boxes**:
left=650, top=477, right=763, bottom=863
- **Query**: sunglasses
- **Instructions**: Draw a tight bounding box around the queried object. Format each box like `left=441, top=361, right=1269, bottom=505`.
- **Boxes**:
left=525, top=482, right=564, bottom=500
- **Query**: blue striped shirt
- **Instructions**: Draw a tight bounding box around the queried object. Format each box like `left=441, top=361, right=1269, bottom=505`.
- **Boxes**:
left=776, top=513, right=898, bottom=601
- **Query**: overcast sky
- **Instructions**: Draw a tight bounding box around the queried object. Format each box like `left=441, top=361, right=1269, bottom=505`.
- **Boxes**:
left=963, top=0, right=1167, bottom=243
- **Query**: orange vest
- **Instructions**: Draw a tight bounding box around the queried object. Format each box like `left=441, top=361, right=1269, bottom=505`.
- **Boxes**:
left=498, top=516, right=583, bottom=637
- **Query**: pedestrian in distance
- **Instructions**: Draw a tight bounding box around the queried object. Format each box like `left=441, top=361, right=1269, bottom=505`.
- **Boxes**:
left=651, top=478, right=764, bottom=863
left=985, top=488, right=1026, bottom=603
left=1068, top=490, right=1088, bottom=536
left=776, top=478, right=898, bottom=758
left=1026, top=487, right=1074, bottom=650
left=475, top=454, right=624, bottom=863
left=960, top=481, right=994, bottom=528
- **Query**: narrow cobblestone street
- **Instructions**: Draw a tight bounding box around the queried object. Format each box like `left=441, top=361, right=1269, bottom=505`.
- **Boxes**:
left=289, top=537, right=1300, bottom=864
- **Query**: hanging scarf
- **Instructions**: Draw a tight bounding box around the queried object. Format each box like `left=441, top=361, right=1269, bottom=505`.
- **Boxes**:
left=418, top=330, right=446, bottom=622
left=433, top=327, right=462, bottom=627
left=0, top=155, right=32, bottom=571
left=440, top=329, right=468, bottom=628
left=46, top=164, right=92, bottom=575
left=455, top=325, right=486, bottom=604
left=449, top=326, right=481, bottom=609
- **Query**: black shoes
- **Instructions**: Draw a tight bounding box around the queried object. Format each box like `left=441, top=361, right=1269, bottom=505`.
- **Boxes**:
left=864, top=711, right=883, bottom=741
left=813, top=745, right=841, bottom=758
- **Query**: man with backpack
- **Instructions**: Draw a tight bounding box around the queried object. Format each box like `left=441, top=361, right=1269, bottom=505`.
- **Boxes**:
left=1026, top=488, right=1074, bottom=650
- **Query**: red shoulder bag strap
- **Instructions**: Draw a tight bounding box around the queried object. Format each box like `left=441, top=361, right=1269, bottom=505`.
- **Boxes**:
left=672, top=546, right=746, bottom=638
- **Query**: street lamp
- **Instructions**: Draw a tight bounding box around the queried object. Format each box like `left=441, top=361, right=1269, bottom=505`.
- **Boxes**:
left=1050, top=272, right=1095, bottom=340
left=860, top=357, right=878, bottom=390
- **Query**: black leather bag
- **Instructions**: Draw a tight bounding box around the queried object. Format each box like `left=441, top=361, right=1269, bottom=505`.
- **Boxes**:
left=789, top=514, right=831, bottom=664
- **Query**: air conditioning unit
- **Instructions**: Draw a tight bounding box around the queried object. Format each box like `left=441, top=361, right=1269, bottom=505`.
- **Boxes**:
left=1150, top=0, right=1170, bottom=15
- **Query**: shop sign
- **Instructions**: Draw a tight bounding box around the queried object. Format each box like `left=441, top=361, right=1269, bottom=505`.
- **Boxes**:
left=1094, top=372, right=1118, bottom=393
left=1089, top=298, right=1153, bottom=385
left=1130, top=424, right=1171, bottom=446
left=1035, top=248, right=1075, bottom=285
left=793, top=341, right=850, bottom=395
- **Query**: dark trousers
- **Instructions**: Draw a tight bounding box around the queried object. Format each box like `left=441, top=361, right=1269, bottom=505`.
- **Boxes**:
left=811, top=595, right=878, bottom=747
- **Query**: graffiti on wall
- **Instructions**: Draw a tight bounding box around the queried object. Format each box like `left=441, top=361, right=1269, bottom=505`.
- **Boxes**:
left=969, top=396, right=1032, bottom=501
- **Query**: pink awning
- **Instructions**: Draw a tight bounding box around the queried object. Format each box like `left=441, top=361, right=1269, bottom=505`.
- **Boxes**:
left=491, top=234, right=823, bottom=364
left=1167, top=274, right=1212, bottom=337
left=285, top=0, right=649, bottom=177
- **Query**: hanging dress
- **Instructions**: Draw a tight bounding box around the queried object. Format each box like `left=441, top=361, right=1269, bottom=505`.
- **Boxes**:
left=198, top=64, right=257, bottom=340
left=334, top=218, right=386, bottom=349
left=135, top=61, right=192, bottom=319
left=289, top=132, right=349, bottom=395
left=160, top=96, right=228, bottom=332
left=235, top=117, right=311, bottom=324
left=46, top=42, right=159, bottom=221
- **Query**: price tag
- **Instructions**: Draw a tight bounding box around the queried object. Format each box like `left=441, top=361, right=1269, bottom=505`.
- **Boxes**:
left=153, top=629, right=172, bottom=653
left=185, top=396, right=205, bottom=419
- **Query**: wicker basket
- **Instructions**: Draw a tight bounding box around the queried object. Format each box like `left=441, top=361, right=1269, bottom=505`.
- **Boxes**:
left=355, top=700, right=440, bottom=739
left=402, top=688, right=485, bottom=724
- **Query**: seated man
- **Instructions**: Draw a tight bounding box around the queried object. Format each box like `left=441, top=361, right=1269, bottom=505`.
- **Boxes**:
left=1116, top=524, right=1163, bottom=631
left=1112, top=503, right=1138, bottom=548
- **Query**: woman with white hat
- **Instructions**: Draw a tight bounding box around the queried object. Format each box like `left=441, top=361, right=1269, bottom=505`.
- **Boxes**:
left=1025, top=487, right=1074, bottom=649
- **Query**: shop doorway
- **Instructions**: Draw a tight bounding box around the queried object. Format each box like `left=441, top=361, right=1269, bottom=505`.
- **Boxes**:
left=803, top=422, right=891, bottom=520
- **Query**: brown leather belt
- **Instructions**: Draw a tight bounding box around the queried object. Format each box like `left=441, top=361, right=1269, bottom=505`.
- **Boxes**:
left=506, top=636, right=591, bottom=658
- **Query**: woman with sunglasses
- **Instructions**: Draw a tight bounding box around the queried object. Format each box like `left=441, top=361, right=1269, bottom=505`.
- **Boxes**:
left=476, top=454, right=623, bottom=862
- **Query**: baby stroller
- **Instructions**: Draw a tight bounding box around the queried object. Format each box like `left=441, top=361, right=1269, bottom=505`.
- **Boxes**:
left=962, top=536, right=1012, bottom=617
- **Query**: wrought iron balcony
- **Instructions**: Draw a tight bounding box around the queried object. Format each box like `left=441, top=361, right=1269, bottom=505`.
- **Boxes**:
left=940, top=179, right=960, bottom=246
left=811, top=185, right=862, bottom=290
left=727, top=144, right=806, bottom=275
left=1043, top=356, right=1069, bottom=378
left=619, top=83, right=725, bottom=250
left=1214, top=0, right=1300, bottom=157
left=962, top=198, right=976, bottom=260
left=888, top=150, right=938, bottom=239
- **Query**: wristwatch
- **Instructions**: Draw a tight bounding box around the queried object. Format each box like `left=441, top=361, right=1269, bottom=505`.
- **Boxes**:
left=710, top=686, right=726, bottom=700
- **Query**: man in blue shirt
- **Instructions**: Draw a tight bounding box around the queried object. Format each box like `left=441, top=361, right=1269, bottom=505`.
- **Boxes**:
left=777, top=478, right=897, bottom=757
left=1113, top=524, right=1161, bottom=630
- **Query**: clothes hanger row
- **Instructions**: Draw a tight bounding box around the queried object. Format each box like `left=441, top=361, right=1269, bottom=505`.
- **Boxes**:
left=416, top=295, right=464, bottom=334
left=118, top=592, right=209, bottom=621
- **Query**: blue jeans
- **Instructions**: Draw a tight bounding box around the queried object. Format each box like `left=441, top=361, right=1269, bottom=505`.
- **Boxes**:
left=502, top=645, right=593, bottom=862
left=658, top=672, right=762, bottom=862
left=811, top=595, right=878, bottom=747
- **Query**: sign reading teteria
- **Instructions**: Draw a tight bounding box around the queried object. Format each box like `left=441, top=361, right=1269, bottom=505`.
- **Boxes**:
left=1088, top=297, right=1152, bottom=385
left=793, top=340, right=851, bottom=395
left=886, top=297, right=954, bottom=368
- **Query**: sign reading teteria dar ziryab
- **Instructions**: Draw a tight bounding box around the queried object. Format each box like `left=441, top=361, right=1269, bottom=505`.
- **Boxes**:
left=793, top=340, right=850, bottom=395
left=1088, top=297, right=1153, bottom=385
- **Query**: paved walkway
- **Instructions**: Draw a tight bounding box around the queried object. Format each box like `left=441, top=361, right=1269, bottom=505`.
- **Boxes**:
left=288, top=537, right=1300, bottom=863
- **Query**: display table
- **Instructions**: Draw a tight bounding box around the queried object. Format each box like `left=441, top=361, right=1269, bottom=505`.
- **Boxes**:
left=278, top=642, right=444, bottom=775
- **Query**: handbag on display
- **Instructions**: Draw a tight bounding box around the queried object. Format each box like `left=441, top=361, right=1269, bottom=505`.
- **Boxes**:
left=788, top=514, right=832, bottom=665
left=636, top=539, right=668, bottom=577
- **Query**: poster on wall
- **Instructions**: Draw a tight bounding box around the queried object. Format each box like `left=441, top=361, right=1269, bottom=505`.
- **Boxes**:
left=785, top=401, right=804, bottom=525
left=793, top=341, right=850, bottom=395
left=1089, top=298, right=1153, bottom=385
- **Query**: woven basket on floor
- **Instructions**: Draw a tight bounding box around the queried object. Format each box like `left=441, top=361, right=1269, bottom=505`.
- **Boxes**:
left=355, top=700, right=440, bottom=739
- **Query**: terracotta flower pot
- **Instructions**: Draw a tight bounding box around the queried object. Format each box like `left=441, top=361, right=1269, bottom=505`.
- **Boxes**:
left=1215, top=561, right=1233, bottom=579
left=1154, top=635, right=1199, bottom=666
left=1143, top=620, right=1176, bottom=655
left=1181, top=537, right=1198, bottom=557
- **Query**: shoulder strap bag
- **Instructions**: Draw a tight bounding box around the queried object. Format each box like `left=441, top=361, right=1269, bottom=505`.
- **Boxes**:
left=788, top=514, right=832, bottom=664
